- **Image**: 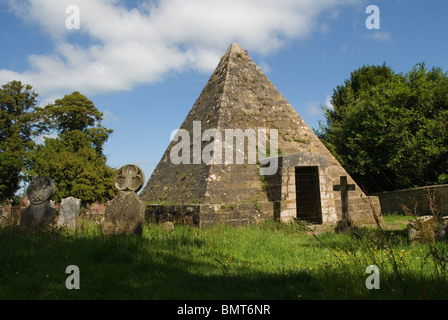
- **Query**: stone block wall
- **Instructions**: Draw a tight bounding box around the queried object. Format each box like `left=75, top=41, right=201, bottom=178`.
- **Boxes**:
left=264, top=152, right=338, bottom=224
left=144, top=202, right=272, bottom=227
left=145, top=204, right=200, bottom=225
left=263, top=152, right=381, bottom=226
left=348, top=195, right=382, bottom=225
left=374, top=184, right=448, bottom=216
left=199, top=202, right=272, bottom=227
left=143, top=149, right=383, bottom=228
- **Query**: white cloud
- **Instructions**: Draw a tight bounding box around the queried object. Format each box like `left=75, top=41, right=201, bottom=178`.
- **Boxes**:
left=366, top=30, right=392, bottom=41
left=305, top=101, right=321, bottom=116
left=258, top=60, right=272, bottom=75
left=135, top=160, right=156, bottom=167
left=1, top=0, right=357, bottom=99
left=102, top=110, right=119, bottom=124
left=319, top=23, right=330, bottom=34
left=325, top=94, right=334, bottom=110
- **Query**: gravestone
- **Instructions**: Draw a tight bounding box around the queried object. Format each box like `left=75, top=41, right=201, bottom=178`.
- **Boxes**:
left=0, top=205, right=7, bottom=226
left=20, top=176, right=57, bottom=230
left=333, top=176, right=356, bottom=232
left=57, top=197, right=81, bottom=229
left=408, top=216, right=448, bottom=242
left=103, top=164, right=145, bottom=236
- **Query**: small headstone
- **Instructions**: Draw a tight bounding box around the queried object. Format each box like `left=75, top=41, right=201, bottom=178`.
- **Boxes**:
left=103, top=164, right=145, bottom=236
left=57, top=197, right=81, bottom=229
left=0, top=205, right=7, bottom=226
left=408, top=216, right=448, bottom=242
left=20, top=176, right=57, bottom=230
left=162, top=221, right=175, bottom=231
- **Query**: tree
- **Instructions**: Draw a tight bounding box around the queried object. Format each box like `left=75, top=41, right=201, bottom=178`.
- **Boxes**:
left=318, top=63, right=448, bottom=193
left=36, top=91, right=113, bottom=155
left=0, top=81, right=41, bottom=202
left=28, top=92, right=117, bottom=204
left=27, top=130, right=117, bottom=204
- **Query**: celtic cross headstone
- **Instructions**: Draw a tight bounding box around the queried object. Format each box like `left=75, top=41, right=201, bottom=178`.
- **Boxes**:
left=103, top=164, right=146, bottom=236
left=20, top=176, right=57, bottom=230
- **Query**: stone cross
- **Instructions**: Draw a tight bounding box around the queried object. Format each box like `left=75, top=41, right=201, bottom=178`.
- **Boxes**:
left=114, top=164, right=145, bottom=192
left=103, top=164, right=146, bottom=236
left=333, top=176, right=355, bottom=220
left=20, top=176, right=57, bottom=230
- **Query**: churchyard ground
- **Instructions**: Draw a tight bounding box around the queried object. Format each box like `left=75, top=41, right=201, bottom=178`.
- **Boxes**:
left=1, top=214, right=447, bottom=300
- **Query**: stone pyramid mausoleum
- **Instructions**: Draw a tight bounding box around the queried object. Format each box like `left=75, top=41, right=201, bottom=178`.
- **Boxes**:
left=139, top=43, right=381, bottom=227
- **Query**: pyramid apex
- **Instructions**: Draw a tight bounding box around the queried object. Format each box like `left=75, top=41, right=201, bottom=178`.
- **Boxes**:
left=226, top=42, right=245, bottom=54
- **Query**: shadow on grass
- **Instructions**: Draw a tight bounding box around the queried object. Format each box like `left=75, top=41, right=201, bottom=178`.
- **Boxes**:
left=0, top=225, right=447, bottom=300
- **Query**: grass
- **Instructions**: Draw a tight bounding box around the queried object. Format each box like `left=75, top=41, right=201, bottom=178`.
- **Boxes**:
left=0, top=215, right=447, bottom=300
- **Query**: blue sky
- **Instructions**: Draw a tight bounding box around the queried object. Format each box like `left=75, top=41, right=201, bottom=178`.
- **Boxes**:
left=0, top=0, right=447, bottom=186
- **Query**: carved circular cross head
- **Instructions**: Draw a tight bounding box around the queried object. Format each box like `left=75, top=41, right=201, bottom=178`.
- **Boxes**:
left=115, top=164, right=145, bottom=192
left=27, top=176, right=56, bottom=205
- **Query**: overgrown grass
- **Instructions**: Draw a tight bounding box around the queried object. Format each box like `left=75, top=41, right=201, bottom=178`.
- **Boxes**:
left=0, top=215, right=447, bottom=300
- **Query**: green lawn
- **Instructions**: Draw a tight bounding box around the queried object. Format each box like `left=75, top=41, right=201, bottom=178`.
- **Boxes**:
left=0, top=215, right=447, bottom=300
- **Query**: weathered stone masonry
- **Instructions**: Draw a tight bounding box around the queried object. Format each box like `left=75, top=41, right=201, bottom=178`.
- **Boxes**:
left=140, top=43, right=382, bottom=227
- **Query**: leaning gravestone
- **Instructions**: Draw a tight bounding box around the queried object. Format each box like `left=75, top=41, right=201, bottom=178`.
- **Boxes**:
left=103, top=164, right=146, bottom=236
left=20, top=176, right=57, bottom=230
left=57, top=197, right=81, bottom=229
left=408, top=215, right=448, bottom=242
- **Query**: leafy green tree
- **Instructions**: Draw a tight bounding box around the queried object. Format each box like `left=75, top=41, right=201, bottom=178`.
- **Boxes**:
left=0, top=81, right=41, bottom=202
left=0, top=84, right=116, bottom=204
left=28, top=92, right=117, bottom=204
left=319, top=63, right=448, bottom=193
left=27, top=130, right=117, bottom=204
left=36, top=91, right=113, bottom=155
